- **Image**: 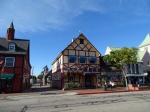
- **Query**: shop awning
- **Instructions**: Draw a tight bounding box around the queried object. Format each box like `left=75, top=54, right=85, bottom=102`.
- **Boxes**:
left=79, top=56, right=86, bottom=60
left=125, top=73, right=147, bottom=77
left=102, top=74, right=122, bottom=77
left=89, top=57, right=97, bottom=61
left=0, top=74, right=14, bottom=79
left=68, top=56, right=76, bottom=60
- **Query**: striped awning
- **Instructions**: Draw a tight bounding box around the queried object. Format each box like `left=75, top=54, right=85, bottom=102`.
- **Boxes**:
left=0, top=74, right=14, bottom=79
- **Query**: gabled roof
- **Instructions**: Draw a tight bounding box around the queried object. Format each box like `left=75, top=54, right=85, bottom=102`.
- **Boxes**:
left=0, top=37, right=29, bottom=55
left=109, top=46, right=121, bottom=51
left=136, top=50, right=146, bottom=62
left=138, top=34, right=150, bottom=48
left=52, top=33, right=101, bottom=64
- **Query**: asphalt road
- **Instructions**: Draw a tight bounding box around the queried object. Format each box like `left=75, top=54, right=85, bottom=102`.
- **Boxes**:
left=0, top=90, right=150, bottom=112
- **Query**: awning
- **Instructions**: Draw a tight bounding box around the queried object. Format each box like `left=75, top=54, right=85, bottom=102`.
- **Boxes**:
left=102, top=74, right=122, bottom=77
left=0, top=74, right=14, bottom=79
left=89, top=57, right=97, bottom=61
left=79, top=56, right=86, bottom=60
left=125, top=74, right=147, bottom=77
left=68, top=56, right=76, bottom=60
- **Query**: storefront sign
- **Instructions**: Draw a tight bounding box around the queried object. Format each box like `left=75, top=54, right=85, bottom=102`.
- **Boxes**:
left=84, top=72, right=100, bottom=75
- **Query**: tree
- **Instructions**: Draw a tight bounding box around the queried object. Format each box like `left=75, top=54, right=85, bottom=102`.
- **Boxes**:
left=37, top=74, right=43, bottom=81
left=103, top=47, right=138, bottom=90
left=37, top=71, right=44, bottom=81
left=103, top=47, right=138, bottom=69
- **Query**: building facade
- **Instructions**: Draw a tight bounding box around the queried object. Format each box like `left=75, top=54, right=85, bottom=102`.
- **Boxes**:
left=137, top=34, right=150, bottom=84
left=52, top=33, right=101, bottom=90
left=0, top=22, right=31, bottom=93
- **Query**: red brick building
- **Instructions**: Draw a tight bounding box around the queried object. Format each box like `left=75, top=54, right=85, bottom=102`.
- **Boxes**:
left=0, top=22, right=31, bottom=93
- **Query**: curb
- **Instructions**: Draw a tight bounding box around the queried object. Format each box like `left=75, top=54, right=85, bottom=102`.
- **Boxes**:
left=77, top=89, right=150, bottom=95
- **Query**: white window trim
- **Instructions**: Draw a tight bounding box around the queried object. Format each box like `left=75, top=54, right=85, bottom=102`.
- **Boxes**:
left=4, top=57, right=15, bottom=67
left=9, top=43, right=15, bottom=51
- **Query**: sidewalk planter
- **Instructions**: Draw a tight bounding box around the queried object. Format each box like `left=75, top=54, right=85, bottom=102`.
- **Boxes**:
left=102, top=84, right=107, bottom=91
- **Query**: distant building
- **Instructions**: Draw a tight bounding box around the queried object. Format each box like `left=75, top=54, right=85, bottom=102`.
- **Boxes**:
left=137, top=34, right=150, bottom=83
left=104, top=34, right=150, bottom=85
left=105, top=46, right=121, bottom=55
left=51, top=33, right=101, bottom=90
left=0, top=22, right=31, bottom=93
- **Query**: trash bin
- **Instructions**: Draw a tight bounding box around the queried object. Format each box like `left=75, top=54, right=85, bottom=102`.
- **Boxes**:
left=103, top=84, right=107, bottom=91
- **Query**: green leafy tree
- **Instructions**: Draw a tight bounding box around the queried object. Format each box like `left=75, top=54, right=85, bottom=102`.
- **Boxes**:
left=103, top=47, right=138, bottom=69
left=37, top=71, right=44, bottom=81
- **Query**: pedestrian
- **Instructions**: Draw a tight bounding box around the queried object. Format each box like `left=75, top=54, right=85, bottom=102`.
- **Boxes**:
left=40, top=81, right=43, bottom=87
left=139, top=78, right=142, bottom=87
left=111, top=81, right=115, bottom=91
left=109, top=80, right=112, bottom=89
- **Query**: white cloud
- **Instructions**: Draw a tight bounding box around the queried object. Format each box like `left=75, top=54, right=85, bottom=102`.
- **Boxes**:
left=0, top=0, right=150, bottom=33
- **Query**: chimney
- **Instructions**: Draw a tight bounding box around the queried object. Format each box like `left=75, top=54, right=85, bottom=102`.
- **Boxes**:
left=6, top=22, right=15, bottom=40
left=72, top=38, right=75, bottom=42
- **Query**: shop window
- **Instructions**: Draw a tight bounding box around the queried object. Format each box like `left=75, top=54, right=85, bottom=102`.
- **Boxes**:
left=69, top=77, right=74, bottom=82
left=7, top=79, right=13, bottom=87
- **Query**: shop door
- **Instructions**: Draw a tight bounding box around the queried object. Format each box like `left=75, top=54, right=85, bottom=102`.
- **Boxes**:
left=85, top=76, right=91, bottom=87
left=0, top=79, right=6, bottom=93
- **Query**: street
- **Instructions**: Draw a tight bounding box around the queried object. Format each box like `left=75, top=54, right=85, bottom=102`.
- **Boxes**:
left=0, top=90, right=150, bottom=112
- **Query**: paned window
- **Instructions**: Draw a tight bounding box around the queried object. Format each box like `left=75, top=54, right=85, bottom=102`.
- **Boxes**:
left=5, top=57, right=15, bottom=67
left=7, top=79, right=13, bottom=87
left=68, top=56, right=76, bottom=63
left=9, top=43, right=15, bottom=51
left=79, top=56, right=86, bottom=64
left=89, top=57, right=97, bottom=64
left=80, top=39, right=84, bottom=44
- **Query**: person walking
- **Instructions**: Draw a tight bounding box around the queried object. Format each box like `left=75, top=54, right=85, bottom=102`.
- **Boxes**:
left=40, top=81, right=43, bottom=87
left=111, top=81, right=115, bottom=91
left=109, top=80, right=112, bottom=89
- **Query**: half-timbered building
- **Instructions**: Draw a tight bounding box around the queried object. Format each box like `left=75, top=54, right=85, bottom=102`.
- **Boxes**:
left=52, top=33, right=101, bottom=90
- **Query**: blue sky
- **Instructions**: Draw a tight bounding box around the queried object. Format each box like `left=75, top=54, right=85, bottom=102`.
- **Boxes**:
left=0, top=0, right=150, bottom=76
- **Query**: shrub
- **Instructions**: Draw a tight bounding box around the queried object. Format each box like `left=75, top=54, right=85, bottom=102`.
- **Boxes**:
left=64, top=83, right=82, bottom=89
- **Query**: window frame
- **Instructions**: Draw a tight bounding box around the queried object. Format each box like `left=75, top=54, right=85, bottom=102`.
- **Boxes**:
left=9, top=43, right=16, bottom=51
left=89, top=57, right=97, bottom=64
left=68, top=56, right=76, bottom=64
left=80, top=39, right=84, bottom=44
left=4, top=57, right=15, bottom=67
left=79, top=56, right=86, bottom=64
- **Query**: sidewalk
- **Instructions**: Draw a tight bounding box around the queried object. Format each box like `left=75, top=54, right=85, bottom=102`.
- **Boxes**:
left=1, top=85, right=150, bottom=98
left=66, top=87, right=150, bottom=95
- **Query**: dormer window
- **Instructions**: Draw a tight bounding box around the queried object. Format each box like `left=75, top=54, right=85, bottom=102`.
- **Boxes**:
left=9, top=43, right=15, bottom=51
